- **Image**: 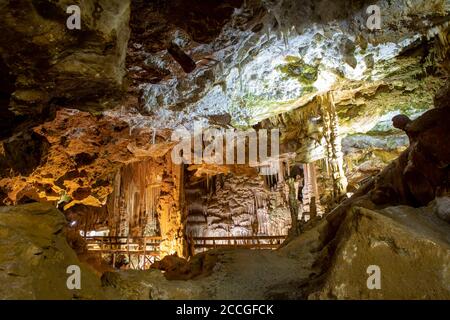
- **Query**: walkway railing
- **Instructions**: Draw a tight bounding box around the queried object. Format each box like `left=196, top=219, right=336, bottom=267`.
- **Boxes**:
left=85, top=236, right=163, bottom=270
left=189, top=235, right=287, bottom=250
left=84, top=235, right=287, bottom=269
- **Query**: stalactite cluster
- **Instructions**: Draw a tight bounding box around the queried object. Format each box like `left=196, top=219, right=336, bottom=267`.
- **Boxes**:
left=185, top=173, right=292, bottom=239
left=106, top=160, right=162, bottom=237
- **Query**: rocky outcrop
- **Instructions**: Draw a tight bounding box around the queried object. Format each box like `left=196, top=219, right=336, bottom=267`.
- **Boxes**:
left=310, top=205, right=450, bottom=299
left=369, top=106, right=450, bottom=207
left=0, top=203, right=105, bottom=299
left=150, top=252, right=219, bottom=280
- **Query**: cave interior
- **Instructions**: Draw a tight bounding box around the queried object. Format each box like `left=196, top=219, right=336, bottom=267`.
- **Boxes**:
left=0, top=0, right=449, bottom=300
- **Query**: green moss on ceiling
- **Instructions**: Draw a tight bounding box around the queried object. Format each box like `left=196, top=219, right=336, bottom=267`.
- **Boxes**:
left=276, top=56, right=318, bottom=87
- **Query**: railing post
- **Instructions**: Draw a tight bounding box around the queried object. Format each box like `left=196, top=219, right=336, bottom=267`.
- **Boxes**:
left=143, top=237, right=147, bottom=270
left=127, top=236, right=131, bottom=270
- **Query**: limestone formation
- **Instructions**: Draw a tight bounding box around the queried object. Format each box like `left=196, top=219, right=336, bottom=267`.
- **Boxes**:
left=0, top=0, right=449, bottom=301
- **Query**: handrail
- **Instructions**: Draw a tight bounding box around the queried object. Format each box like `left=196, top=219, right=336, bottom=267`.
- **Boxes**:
left=85, top=236, right=163, bottom=241
left=83, top=235, right=286, bottom=270
left=84, top=235, right=286, bottom=242
left=191, top=235, right=286, bottom=241
left=85, top=235, right=287, bottom=252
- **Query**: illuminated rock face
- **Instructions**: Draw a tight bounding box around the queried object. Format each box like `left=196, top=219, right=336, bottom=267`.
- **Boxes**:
left=185, top=173, right=291, bottom=238
left=106, top=160, right=163, bottom=237
left=156, top=155, right=187, bottom=257
left=131, top=0, right=448, bottom=129
left=0, top=109, right=174, bottom=208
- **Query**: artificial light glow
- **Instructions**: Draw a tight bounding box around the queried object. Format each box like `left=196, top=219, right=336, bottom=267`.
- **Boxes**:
left=313, top=70, right=336, bottom=92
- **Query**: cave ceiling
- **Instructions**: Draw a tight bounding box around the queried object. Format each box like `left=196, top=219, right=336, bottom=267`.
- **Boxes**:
left=0, top=0, right=449, bottom=208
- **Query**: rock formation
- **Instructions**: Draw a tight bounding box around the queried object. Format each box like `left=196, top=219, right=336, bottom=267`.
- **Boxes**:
left=0, top=0, right=449, bottom=300
left=0, top=203, right=106, bottom=299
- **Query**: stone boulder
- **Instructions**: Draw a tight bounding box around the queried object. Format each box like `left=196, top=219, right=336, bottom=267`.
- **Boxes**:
left=309, top=205, right=450, bottom=299
left=150, top=252, right=218, bottom=280
left=432, top=196, right=450, bottom=223
left=0, top=203, right=105, bottom=299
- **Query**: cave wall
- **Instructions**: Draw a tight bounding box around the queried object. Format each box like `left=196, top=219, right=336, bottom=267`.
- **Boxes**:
left=0, top=0, right=131, bottom=115
left=185, top=172, right=293, bottom=238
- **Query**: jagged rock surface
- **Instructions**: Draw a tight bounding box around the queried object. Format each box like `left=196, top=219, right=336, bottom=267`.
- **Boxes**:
left=0, top=0, right=131, bottom=115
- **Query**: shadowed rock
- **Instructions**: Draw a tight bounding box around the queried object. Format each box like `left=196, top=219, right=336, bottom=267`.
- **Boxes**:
left=167, top=42, right=197, bottom=73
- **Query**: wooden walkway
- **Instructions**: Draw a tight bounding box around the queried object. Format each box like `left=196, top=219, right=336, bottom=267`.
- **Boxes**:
left=85, top=235, right=287, bottom=270
left=190, top=235, right=287, bottom=250
left=85, top=236, right=162, bottom=270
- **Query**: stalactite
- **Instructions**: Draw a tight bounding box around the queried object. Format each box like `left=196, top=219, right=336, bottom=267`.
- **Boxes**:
left=309, top=163, right=319, bottom=218
left=278, top=160, right=285, bottom=183
left=282, top=27, right=290, bottom=51
left=107, top=160, right=162, bottom=237
left=256, top=208, right=270, bottom=235
left=266, top=26, right=271, bottom=41
left=152, top=129, right=156, bottom=145
left=301, top=162, right=323, bottom=219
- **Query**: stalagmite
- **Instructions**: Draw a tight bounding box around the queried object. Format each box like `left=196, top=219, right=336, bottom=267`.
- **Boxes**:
left=287, top=177, right=299, bottom=236
left=158, top=159, right=187, bottom=258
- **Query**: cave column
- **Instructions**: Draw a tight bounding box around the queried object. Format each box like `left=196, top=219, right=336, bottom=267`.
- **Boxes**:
left=287, top=177, right=299, bottom=236
left=319, top=92, right=348, bottom=201
left=309, top=162, right=319, bottom=218
left=302, top=162, right=321, bottom=219
left=106, top=170, right=128, bottom=237
left=158, top=155, right=188, bottom=258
